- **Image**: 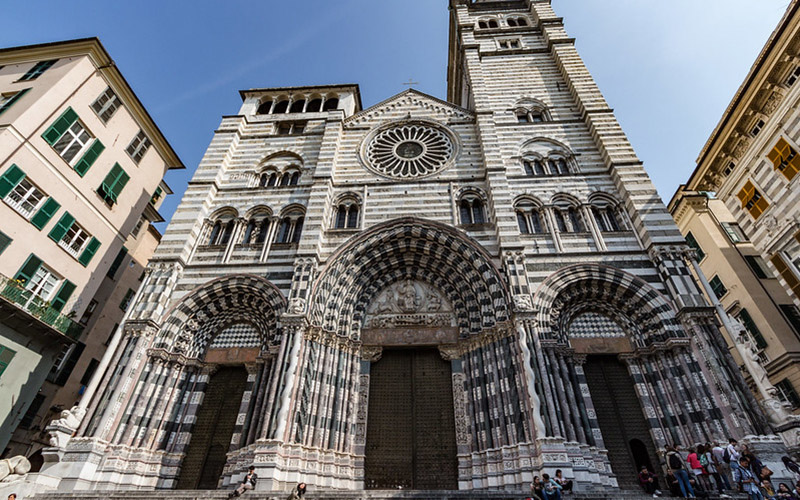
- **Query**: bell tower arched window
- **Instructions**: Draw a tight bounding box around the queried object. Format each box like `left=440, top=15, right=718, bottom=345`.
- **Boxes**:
left=275, top=210, right=305, bottom=244
left=515, top=200, right=545, bottom=234
left=591, top=204, right=622, bottom=232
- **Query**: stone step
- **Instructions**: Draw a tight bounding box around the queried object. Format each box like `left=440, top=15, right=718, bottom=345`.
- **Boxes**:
left=31, top=490, right=703, bottom=500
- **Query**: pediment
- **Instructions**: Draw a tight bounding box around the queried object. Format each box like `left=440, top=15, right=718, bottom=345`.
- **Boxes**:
left=345, top=89, right=474, bottom=128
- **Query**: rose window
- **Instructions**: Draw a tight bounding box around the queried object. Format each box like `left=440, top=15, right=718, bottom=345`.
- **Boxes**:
left=365, top=124, right=455, bottom=179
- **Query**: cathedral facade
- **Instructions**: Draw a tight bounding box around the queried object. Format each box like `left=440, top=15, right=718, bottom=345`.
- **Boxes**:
left=48, top=0, right=781, bottom=493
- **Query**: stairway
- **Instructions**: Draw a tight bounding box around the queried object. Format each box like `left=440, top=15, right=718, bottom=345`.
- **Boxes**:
left=32, top=490, right=685, bottom=500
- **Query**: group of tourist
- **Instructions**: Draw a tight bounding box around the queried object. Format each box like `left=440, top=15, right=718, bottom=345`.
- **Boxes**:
left=528, top=469, right=573, bottom=500
left=646, top=439, right=800, bottom=500
left=528, top=438, right=800, bottom=500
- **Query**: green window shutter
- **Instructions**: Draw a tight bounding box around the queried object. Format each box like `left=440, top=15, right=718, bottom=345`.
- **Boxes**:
left=113, top=169, right=130, bottom=201
left=0, top=345, right=17, bottom=378
left=107, top=246, right=128, bottom=278
left=73, top=139, right=105, bottom=177
left=15, top=254, right=42, bottom=284
left=99, top=163, right=129, bottom=204
left=738, top=308, right=768, bottom=349
left=0, top=164, right=26, bottom=198
left=42, top=107, right=78, bottom=145
left=0, top=230, right=11, bottom=255
left=0, top=88, right=30, bottom=116
left=78, top=237, right=101, bottom=267
left=30, top=197, right=61, bottom=230
left=51, top=279, right=76, bottom=312
left=48, top=212, right=74, bottom=243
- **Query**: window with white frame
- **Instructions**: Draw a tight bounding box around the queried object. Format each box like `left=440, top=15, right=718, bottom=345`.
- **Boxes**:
left=25, top=264, right=59, bottom=307
left=750, top=119, right=766, bottom=138
left=59, top=219, right=91, bottom=258
left=4, top=177, right=46, bottom=219
left=53, top=120, right=93, bottom=164
left=787, top=66, right=800, bottom=87
left=721, top=221, right=748, bottom=243
left=91, top=87, right=122, bottom=123
left=126, top=130, right=152, bottom=164
left=723, top=161, right=736, bottom=177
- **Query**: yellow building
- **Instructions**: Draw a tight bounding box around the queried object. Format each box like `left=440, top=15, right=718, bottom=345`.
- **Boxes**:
left=0, top=38, right=182, bottom=456
left=669, top=189, right=800, bottom=412
left=686, top=0, right=800, bottom=309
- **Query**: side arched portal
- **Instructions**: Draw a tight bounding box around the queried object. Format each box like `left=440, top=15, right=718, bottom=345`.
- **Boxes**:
left=85, top=275, right=286, bottom=490
left=528, top=264, right=747, bottom=488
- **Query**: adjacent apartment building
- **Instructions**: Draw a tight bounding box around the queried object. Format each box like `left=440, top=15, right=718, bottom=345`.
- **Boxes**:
left=669, top=189, right=800, bottom=411
left=675, top=1, right=800, bottom=416
left=685, top=0, right=800, bottom=308
left=0, top=38, right=182, bottom=456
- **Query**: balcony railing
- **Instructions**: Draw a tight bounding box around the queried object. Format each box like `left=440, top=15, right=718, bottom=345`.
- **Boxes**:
left=0, top=276, right=83, bottom=340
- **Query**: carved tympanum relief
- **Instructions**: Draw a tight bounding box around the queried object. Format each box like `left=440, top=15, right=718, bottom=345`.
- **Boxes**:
left=364, top=280, right=455, bottom=329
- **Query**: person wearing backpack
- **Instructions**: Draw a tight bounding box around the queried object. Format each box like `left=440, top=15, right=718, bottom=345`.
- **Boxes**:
left=713, top=441, right=733, bottom=491
left=667, top=445, right=696, bottom=499
left=734, top=456, right=765, bottom=500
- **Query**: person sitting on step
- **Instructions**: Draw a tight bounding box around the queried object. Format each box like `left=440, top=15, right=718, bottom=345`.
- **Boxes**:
left=542, top=473, right=563, bottom=500
left=554, top=469, right=573, bottom=494
left=228, top=465, right=258, bottom=498
left=638, top=465, right=661, bottom=496
left=286, top=482, right=307, bottom=500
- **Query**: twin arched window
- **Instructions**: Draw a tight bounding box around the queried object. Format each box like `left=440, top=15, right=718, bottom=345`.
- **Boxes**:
left=523, top=157, right=571, bottom=177
left=506, top=17, right=528, bottom=27
left=242, top=214, right=271, bottom=245
left=477, top=19, right=499, bottom=29
left=275, top=210, right=304, bottom=244
left=553, top=205, right=585, bottom=233
left=257, top=95, right=340, bottom=115
left=333, top=198, right=360, bottom=229
left=516, top=200, right=545, bottom=234
left=208, top=218, right=235, bottom=246
left=591, top=202, right=623, bottom=232
left=459, top=194, right=487, bottom=225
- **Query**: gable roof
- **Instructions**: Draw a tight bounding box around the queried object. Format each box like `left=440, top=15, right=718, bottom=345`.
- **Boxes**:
left=0, top=37, right=184, bottom=170
left=345, top=88, right=474, bottom=127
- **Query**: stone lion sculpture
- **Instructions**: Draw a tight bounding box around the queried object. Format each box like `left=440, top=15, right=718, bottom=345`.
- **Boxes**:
left=0, top=455, right=31, bottom=483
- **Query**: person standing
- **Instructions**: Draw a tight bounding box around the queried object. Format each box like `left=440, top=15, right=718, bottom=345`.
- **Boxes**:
left=667, top=445, right=696, bottom=499
left=713, top=441, right=733, bottom=491
left=228, top=465, right=258, bottom=498
left=734, top=457, right=765, bottom=500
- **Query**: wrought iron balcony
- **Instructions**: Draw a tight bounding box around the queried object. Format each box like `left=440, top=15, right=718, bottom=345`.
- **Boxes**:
left=0, top=275, right=83, bottom=341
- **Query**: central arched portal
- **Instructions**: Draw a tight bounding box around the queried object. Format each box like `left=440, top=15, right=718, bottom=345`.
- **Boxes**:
left=362, top=280, right=459, bottom=490
left=365, top=348, right=457, bottom=490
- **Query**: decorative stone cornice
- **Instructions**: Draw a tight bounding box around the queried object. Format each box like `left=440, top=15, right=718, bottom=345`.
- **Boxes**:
left=304, top=326, right=361, bottom=353
left=124, top=320, right=160, bottom=338
left=146, top=348, right=204, bottom=368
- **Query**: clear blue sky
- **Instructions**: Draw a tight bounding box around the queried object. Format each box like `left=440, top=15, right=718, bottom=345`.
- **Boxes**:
left=1, top=1, right=791, bottom=230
